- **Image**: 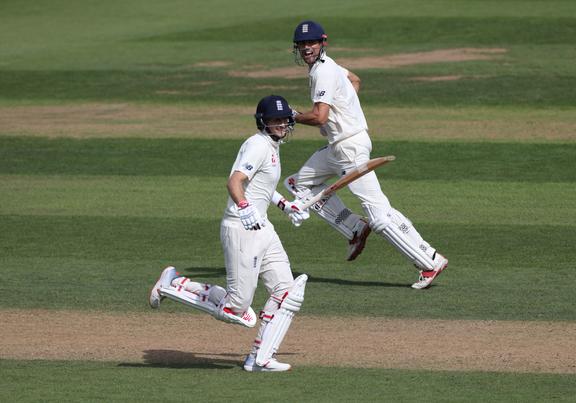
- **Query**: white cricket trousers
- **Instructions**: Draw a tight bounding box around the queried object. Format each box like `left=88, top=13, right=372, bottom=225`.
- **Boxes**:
left=220, top=218, right=294, bottom=313
left=296, top=130, right=392, bottom=221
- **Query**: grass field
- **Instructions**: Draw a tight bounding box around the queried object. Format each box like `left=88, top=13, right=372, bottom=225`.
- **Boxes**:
left=1, top=0, right=575, bottom=401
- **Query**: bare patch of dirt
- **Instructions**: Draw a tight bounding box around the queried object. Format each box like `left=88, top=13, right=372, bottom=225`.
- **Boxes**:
left=2, top=309, right=575, bottom=373
left=330, top=47, right=376, bottom=52
left=410, top=75, right=464, bottom=82
left=363, top=107, right=576, bottom=142
left=0, top=104, right=252, bottom=139
left=229, top=66, right=306, bottom=79
left=1, top=104, right=574, bottom=142
left=193, top=61, right=231, bottom=68
left=229, top=48, right=507, bottom=79
left=254, top=85, right=300, bottom=91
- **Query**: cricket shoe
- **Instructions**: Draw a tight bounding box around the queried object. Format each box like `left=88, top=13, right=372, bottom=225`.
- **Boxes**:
left=411, top=253, right=448, bottom=290
left=347, top=218, right=371, bottom=261
left=149, top=266, right=178, bottom=308
left=243, top=354, right=291, bottom=372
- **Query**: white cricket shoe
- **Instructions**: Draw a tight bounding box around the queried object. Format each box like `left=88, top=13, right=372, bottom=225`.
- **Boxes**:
left=243, top=354, right=291, bottom=372
left=411, top=253, right=448, bottom=290
left=347, top=218, right=371, bottom=261
left=149, top=266, right=178, bottom=308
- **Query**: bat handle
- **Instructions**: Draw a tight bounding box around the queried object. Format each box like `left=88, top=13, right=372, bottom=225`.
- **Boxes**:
left=299, top=189, right=327, bottom=211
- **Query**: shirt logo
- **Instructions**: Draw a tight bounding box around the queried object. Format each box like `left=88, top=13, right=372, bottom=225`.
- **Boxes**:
left=316, top=90, right=326, bottom=97
left=243, top=163, right=253, bottom=171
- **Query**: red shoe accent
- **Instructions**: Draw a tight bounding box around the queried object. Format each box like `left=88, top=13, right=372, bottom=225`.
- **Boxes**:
left=347, top=222, right=371, bottom=261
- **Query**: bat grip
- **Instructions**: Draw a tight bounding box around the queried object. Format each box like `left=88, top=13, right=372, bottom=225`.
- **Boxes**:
left=300, top=189, right=329, bottom=210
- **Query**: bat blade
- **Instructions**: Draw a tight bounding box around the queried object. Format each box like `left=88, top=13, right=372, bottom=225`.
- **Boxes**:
left=300, top=155, right=395, bottom=210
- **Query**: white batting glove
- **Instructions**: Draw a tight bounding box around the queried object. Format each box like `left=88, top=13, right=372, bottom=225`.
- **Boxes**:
left=273, top=193, right=310, bottom=227
left=289, top=105, right=300, bottom=119
left=238, top=201, right=266, bottom=230
left=286, top=199, right=310, bottom=227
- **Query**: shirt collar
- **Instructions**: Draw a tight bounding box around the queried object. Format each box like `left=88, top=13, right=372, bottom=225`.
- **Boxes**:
left=258, top=131, right=280, bottom=148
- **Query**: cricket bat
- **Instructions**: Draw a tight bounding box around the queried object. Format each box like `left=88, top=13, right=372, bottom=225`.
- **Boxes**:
left=300, top=155, right=396, bottom=210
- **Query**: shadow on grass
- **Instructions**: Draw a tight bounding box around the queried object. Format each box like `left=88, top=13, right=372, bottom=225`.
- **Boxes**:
left=294, top=272, right=409, bottom=288
left=179, top=267, right=409, bottom=288
left=118, top=350, right=242, bottom=369
left=181, top=266, right=226, bottom=278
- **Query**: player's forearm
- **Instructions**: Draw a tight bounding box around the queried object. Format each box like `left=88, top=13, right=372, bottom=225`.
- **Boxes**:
left=347, top=70, right=361, bottom=93
left=294, top=110, right=324, bottom=126
left=294, top=102, right=330, bottom=126
left=227, top=172, right=248, bottom=205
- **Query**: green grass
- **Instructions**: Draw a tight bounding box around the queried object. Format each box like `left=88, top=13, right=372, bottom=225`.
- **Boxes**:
left=2, top=360, right=576, bottom=403
left=1, top=137, right=575, bottom=182
left=2, top=69, right=576, bottom=107
left=1, top=1, right=576, bottom=106
left=0, top=138, right=574, bottom=320
left=1, top=0, right=576, bottom=401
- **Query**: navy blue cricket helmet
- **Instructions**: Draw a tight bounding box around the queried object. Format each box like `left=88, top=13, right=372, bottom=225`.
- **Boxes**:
left=293, top=20, right=327, bottom=43
left=254, top=95, right=295, bottom=132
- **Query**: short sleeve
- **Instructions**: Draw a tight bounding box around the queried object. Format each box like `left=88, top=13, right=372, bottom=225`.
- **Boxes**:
left=311, top=64, right=338, bottom=105
left=233, top=137, right=266, bottom=180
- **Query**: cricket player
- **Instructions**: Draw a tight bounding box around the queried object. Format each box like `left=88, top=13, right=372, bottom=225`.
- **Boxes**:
left=149, top=95, right=310, bottom=372
left=286, top=21, right=448, bottom=289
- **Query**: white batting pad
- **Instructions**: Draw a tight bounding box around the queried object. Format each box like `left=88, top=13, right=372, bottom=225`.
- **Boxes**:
left=214, top=304, right=258, bottom=328
left=162, top=287, right=257, bottom=328
left=160, top=287, right=217, bottom=315
left=382, top=224, right=434, bottom=270
left=256, top=274, right=308, bottom=366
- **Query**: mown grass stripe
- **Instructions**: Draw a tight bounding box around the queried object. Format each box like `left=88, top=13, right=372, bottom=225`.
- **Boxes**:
left=2, top=71, right=576, bottom=107
left=1, top=137, right=575, bottom=182
left=2, top=175, right=575, bottom=227
left=1, top=215, right=572, bottom=266
left=1, top=215, right=574, bottom=320
left=145, top=16, right=576, bottom=45
left=1, top=359, right=576, bottom=403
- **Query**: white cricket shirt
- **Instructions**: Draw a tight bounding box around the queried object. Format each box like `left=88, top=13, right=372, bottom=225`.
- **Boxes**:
left=309, top=54, right=368, bottom=143
left=224, top=132, right=281, bottom=219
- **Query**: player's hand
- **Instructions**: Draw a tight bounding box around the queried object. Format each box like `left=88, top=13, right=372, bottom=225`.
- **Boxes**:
left=283, top=199, right=310, bottom=227
left=289, top=106, right=300, bottom=119
left=238, top=201, right=266, bottom=230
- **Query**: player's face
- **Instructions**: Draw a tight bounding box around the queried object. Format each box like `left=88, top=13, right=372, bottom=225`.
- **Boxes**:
left=296, top=40, right=323, bottom=65
left=266, top=117, right=293, bottom=139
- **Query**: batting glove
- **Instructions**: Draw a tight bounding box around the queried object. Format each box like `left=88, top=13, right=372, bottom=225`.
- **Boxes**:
left=238, top=200, right=266, bottom=230
left=273, top=192, right=310, bottom=227
left=289, top=106, right=300, bottom=119
left=286, top=199, right=310, bottom=227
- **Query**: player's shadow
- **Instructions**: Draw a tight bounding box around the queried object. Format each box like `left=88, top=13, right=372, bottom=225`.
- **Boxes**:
left=293, top=272, right=409, bottom=288
left=181, top=266, right=226, bottom=279
left=178, top=267, right=408, bottom=288
left=118, top=350, right=241, bottom=370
